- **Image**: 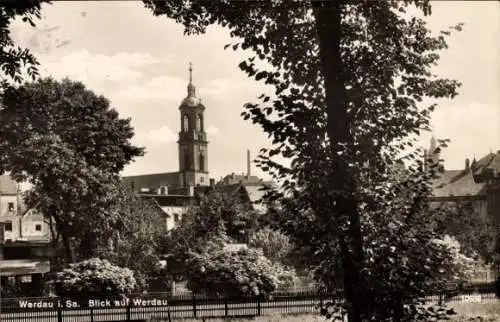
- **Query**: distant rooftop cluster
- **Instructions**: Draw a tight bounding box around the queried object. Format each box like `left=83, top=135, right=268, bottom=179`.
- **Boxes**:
left=425, top=136, right=500, bottom=199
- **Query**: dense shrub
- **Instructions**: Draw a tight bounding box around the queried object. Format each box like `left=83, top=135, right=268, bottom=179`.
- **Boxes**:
left=248, top=227, right=293, bottom=264
left=186, top=248, right=296, bottom=298
left=49, top=258, right=137, bottom=300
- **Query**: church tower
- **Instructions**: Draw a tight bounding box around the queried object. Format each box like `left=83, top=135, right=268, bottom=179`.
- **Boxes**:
left=178, top=63, right=209, bottom=187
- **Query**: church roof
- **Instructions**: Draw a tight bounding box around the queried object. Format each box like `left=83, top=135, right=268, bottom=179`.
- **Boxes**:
left=121, top=172, right=180, bottom=191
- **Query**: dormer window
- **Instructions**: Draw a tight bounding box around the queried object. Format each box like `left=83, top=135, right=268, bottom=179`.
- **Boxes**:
left=8, top=202, right=14, bottom=212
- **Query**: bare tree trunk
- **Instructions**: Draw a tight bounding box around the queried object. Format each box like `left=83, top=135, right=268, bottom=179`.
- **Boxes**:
left=312, top=2, right=365, bottom=322
left=52, top=210, right=75, bottom=264
left=62, top=232, right=75, bottom=263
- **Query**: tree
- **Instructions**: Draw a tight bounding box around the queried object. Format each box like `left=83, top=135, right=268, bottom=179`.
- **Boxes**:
left=0, top=1, right=48, bottom=88
left=0, top=77, right=144, bottom=263
left=93, top=185, right=167, bottom=290
left=143, top=1, right=462, bottom=321
left=49, top=258, right=137, bottom=301
left=433, top=234, right=478, bottom=284
left=432, top=199, right=497, bottom=264
left=160, top=190, right=259, bottom=257
left=186, top=247, right=296, bottom=298
left=158, top=189, right=263, bottom=283
left=248, top=227, right=292, bottom=264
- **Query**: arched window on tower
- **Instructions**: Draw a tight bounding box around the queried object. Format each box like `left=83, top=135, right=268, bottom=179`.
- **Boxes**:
left=196, top=114, right=203, bottom=132
left=199, top=152, right=205, bottom=172
left=183, top=114, right=189, bottom=132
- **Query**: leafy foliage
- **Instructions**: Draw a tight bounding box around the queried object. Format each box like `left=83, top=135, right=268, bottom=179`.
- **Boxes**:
left=144, top=1, right=464, bottom=321
left=433, top=235, right=479, bottom=283
left=0, top=1, right=48, bottom=88
left=432, top=200, right=497, bottom=264
left=186, top=247, right=296, bottom=298
left=0, top=77, right=144, bottom=263
left=49, top=258, right=137, bottom=300
left=93, top=186, right=167, bottom=290
left=248, top=227, right=292, bottom=264
left=159, top=190, right=259, bottom=263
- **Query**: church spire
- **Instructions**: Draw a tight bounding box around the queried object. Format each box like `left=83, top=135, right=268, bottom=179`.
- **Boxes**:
left=187, top=62, right=196, bottom=97
left=430, top=135, right=437, bottom=153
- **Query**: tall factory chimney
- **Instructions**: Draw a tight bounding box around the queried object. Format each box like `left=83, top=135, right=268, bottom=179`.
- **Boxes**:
left=247, top=149, right=251, bottom=178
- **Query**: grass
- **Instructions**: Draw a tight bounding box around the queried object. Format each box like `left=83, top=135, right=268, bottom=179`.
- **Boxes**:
left=448, top=298, right=500, bottom=322
left=155, top=299, right=500, bottom=322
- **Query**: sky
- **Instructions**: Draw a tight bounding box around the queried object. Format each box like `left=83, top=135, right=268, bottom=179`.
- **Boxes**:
left=9, top=1, right=500, bottom=181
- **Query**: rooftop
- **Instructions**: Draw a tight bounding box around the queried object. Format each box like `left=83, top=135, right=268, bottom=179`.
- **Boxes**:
left=0, top=175, right=18, bottom=195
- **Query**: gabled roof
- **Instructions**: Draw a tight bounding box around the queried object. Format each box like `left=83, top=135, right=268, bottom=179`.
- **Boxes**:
left=432, top=170, right=487, bottom=198
left=484, top=151, right=500, bottom=175
left=215, top=182, right=274, bottom=213
left=473, top=152, right=496, bottom=169
left=0, top=175, right=18, bottom=195
left=244, top=184, right=270, bottom=213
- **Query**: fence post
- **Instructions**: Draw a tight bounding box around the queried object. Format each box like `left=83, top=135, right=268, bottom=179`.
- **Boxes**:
left=126, top=305, right=131, bottom=321
left=496, top=276, right=500, bottom=298
left=57, top=306, right=62, bottom=322
left=90, top=308, right=94, bottom=322
left=224, top=298, right=228, bottom=317
left=192, top=295, right=197, bottom=318
left=257, top=297, right=261, bottom=316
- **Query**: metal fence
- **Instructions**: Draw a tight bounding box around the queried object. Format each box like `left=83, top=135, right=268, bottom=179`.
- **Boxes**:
left=0, top=285, right=497, bottom=322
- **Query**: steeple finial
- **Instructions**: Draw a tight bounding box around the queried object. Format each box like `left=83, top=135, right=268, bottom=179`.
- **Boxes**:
left=187, top=62, right=196, bottom=97
left=189, top=62, right=193, bottom=84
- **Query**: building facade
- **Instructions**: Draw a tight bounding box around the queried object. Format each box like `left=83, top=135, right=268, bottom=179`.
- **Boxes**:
left=0, top=175, right=54, bottom=295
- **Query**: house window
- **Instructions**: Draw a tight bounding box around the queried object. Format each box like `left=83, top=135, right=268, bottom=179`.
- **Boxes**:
left=8, top=202, right=14, bottom=212
left=20, top=275, right=32, bottom=283
left=173, top=214, right=180, bottom=223
left=35, top=224, right=42, bottom=231
left=4, top=221, right=12, bottom=231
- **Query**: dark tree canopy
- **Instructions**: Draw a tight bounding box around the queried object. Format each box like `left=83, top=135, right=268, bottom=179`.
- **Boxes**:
left=0, top=77, right=144, bottom=263
left=143, top=1, right=465, bottom=321
left=432, top=200, right=497, bottom=264
left=93, top=185, right=167, bottom=290
left=0, top=1, right=50, bottom=87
